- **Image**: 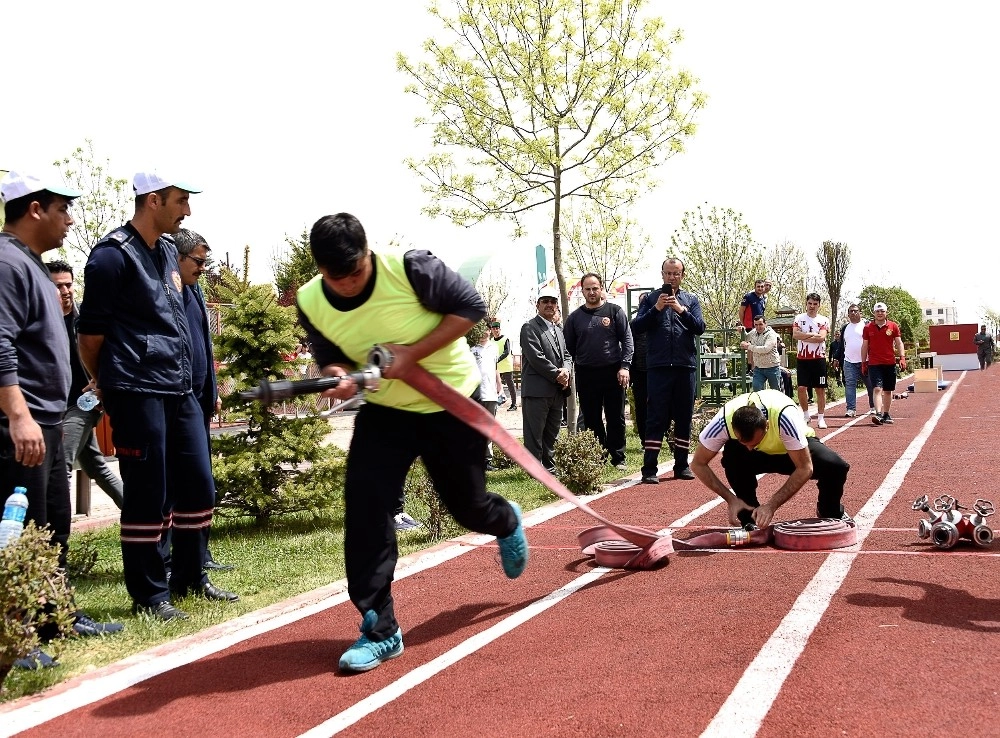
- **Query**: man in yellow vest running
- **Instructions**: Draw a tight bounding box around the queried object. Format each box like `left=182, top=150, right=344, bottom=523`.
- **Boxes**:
left=297, top=213, right=528, bottom=673
left=690, top=389, right=852, bottom=529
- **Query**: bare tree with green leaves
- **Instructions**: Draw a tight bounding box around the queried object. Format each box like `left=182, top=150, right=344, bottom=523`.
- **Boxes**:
left=53, top=140, right=130, bottom=268
left=671, top=204, right=763, bottom=333
left=816, top=240, right=851, bottom=327
left=763, top=239, right=809, bottom=315
left=562, top=205, right=650, bottom=286
left=397, top=0, right=705, bottom=325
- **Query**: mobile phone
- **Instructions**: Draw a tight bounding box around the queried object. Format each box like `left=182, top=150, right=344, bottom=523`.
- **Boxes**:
left=662, top=283, right=673, bottom=296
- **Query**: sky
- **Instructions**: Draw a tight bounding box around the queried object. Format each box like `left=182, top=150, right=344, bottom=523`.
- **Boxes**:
left=3, top=0, right=996, bottom=329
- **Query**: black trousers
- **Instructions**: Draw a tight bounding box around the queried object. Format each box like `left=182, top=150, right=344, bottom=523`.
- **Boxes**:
left=344, top=402, right=517, bottom=641
left=499, top=372, right=517, bottom=404
left=103, top=391, right=213, bottom=606
left=575, top=364, right=626, bottom=465
left=643, top=367, right=697, bottom=477
left=0, top=420, right=71, bottom=566
left=720, top=437, right=850, bottom=518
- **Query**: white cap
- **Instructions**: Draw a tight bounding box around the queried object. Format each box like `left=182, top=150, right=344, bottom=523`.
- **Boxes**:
left=132, top=171, right=202, bottom=196
left=873, top=302, right=888, bottom=312
left=536, top=287, right=560, bottom=301
left=0, top=171, right=81, bottom=203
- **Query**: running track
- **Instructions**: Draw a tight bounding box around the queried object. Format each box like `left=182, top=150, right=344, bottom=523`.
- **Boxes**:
left=3, top=370, right=999, bottom=737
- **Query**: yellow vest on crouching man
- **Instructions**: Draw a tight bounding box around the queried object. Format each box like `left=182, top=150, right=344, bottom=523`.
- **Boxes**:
left=722, top=389, right=815, bottom=456
left=297, top=252, right=479, bottom=413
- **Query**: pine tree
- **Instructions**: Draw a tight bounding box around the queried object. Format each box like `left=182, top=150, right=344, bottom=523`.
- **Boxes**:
left=211, top=273, right=345, bottom=522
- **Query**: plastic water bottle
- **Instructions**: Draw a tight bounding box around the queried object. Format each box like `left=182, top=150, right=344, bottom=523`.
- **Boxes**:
left=77, top=391, right=100, bottom=411
left=0, top=487, right=29, bottom=549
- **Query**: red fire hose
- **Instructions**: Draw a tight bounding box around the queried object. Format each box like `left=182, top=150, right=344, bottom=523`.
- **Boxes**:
left=381, top=350, right=673, bottom=570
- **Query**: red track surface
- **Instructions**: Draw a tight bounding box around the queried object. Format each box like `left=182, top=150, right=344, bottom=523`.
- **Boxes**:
left=4, top=370, right=999, bottom=737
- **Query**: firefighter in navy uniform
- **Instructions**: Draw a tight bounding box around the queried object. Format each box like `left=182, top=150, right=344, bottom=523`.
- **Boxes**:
left=78, top=172, right=238, bottom=622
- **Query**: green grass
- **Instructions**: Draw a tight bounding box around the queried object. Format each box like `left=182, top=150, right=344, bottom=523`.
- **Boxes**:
left=1, top=428, right=648, bottom=702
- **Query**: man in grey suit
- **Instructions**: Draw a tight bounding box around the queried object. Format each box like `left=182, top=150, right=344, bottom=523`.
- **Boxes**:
left=520, top=288, right=571, bottom=473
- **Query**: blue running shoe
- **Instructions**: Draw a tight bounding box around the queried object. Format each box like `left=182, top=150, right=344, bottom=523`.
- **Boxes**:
left=339, top=610, right=404, bottom=673
left=497, top=501, right=529, bottom=579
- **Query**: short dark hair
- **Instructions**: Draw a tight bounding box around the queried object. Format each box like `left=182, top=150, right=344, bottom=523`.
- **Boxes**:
left=806, top=292, right=822, bottom=303
left=662, top=257, right=685, bottom=275
left=46, top=259, right=74, bottom=277
left=173, top=228, right=209, bottom=256
left=3, top=190, right=58, bottom=224
left=753, top=314, right=766, bottom=323
left=135, top=186, right=173, bottom=210
left=580, top=272, right=603, bottom=287
left=732, top=404, right=768, bottom=441
left=309, top=213, right=368, bottom=277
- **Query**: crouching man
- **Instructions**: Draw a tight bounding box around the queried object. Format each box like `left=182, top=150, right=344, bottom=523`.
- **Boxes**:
left=690, top=389, right=852, bottom=528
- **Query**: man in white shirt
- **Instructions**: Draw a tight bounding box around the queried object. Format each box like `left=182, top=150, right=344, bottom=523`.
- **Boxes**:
left=792, top=293, right=830, bottom=428
left=830, top=303, right=874, bottom=417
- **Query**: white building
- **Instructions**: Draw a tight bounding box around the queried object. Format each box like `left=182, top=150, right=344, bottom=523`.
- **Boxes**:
left=919, top=298, right=958, bottom=325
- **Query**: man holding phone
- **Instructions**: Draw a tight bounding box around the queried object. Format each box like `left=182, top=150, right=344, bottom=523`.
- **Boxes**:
left=632, top=258, right=706, bottom=483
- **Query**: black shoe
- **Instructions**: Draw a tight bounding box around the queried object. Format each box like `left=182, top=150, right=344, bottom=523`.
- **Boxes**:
left=507, top=405, right=518, bottom=412
left=195, top=581, right=240, bottom=602
left=641, top=475, right=660, bottom=485
left=73, top=611, right=125, bottom=637
left=674, top=467, right=695, bottom=480
left=13, top=647, right=57, bottom=670
left=133, top=601, right=190, bottom=621
left=485, top=463, right=497, bottom=472
left=870, top=412, right=883, bottom=426
left=204, top=558, right=234, bottom=572
left=881, top=412, right=894, bottom=424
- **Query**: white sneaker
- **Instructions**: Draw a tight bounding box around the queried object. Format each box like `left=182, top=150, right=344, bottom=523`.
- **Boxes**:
left=393, top=513, right=423, bottom=531
left=845, top=410, right=856, bottom=418
left=817, top=415, right=827, bottom=429
left=803, top=412, right=811, bottom=424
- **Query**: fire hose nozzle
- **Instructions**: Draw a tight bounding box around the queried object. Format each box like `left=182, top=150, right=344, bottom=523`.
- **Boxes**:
left=237, top=365, right=382, bottom=405
left=972, top=524, right=994, bottom=547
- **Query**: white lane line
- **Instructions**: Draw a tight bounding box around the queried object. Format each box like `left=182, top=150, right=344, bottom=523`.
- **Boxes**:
left=700, top=373, right=964, bottom=738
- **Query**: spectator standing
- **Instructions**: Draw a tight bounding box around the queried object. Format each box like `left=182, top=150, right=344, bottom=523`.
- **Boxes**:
left=562, top=273, right=634, bottom=469
left=490, top=321, right=518, bottom=410
left=830, top=304, right=874, bottom=417
left=974, top=325, right=994, bottom=370
left=174, top=229, right=231, bottom=571
left=1, top=172, right=122, bottom=656
left=740, top=315, right=781, bottom=391
left=632, top=258, right=706, bottom=483
left=46, top=260, right=124, bottom=509
left=520, top=288, right=571, bottom=472
left=78, top=171, right=238, bottom=622
left=629, top=292, right=650, bottom=439
left=740, top=279, right=771, bottom=330
left=861, top=302, right=907, bottom=425
left=297, top=213, right=527, bottom=672
left=471, top=326, right=500, bottom=470
left=793, top=293, right=830, bottom=429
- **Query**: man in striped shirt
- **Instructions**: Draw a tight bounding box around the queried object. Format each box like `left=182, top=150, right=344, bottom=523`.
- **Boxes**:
left=690, top=389, right=852, bottom=529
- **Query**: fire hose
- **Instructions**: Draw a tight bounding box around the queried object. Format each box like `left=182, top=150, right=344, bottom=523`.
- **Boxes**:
left=240, top=346, right=673, bottom=569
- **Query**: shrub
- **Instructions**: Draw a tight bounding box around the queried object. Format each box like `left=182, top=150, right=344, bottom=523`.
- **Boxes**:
left=490, top=444, right=517, bottom=470
left=553, top=429, right=605, bottom=495
left=1, top=524, right=75, bottom=691
left=211, top=277, right=349, bottom=522
left=404, top=461, right=465, bottom=541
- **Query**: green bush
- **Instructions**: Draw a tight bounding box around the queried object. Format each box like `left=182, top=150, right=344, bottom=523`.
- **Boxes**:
left=490, top=444, right=517, bottom=470
left=1, top=524, right=75, bottom=691
left=404, top=461, right=465, bottom=541
left=553, top=429, right=605, bottom=495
